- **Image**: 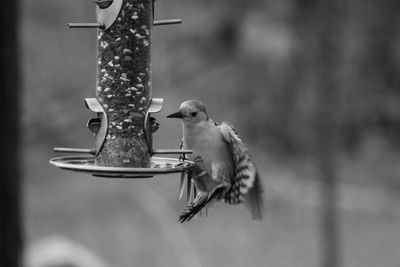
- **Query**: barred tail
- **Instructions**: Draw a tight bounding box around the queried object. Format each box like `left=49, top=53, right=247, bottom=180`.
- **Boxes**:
left=244, top=170, right=264, bottom=221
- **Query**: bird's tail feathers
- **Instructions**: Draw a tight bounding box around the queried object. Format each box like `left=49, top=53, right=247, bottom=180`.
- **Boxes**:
left=244, top=170, right=265, bottom=221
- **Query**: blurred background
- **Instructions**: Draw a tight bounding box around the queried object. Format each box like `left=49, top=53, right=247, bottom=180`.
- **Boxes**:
left=15, top=0, right=400, bottom=266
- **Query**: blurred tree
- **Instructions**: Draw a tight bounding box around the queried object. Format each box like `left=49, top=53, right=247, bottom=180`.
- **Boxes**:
left=312, top=1, right=342, bottom=266
left=0, top=0, right=22, bottom=267
left=291, top=0, right=344, bottom=266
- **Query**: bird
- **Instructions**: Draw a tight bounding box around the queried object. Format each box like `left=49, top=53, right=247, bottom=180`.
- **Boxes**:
left=167, top=100, right=264, bottom=223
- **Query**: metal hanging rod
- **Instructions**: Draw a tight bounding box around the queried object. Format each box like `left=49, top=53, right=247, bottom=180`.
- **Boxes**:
left=54, top=147, right=96, bottom=155
left=68, top=20, right=181, bottom=29
left=153, top=19, right=182, bottom=26
left=152, top=149, right=192, bottom=155
left=68, top=23, right=105, bottom=29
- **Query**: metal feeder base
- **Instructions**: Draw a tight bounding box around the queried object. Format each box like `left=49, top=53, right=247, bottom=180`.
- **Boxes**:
left=49, top=156, right=193, bottom=178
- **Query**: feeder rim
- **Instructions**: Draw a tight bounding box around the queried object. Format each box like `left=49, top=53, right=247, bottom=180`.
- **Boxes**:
left=49, top=156, right=194, bottom=178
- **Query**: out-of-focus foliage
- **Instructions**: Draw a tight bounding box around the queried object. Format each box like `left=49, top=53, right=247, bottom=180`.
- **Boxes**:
left=179, top=0, right=400, bottom=159
left=22, top=0, right=400, bottom=159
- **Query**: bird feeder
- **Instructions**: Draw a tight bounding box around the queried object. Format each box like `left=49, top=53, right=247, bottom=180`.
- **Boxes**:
left=50, top=0, right=193, bottom=178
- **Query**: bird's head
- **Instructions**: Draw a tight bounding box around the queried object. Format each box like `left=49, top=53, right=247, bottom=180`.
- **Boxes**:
left=167, top=100, right=209, bottom=125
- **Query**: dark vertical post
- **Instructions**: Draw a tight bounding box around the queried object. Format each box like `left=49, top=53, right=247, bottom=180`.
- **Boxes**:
left=96, top=0, right=153, bottom=167
left=0, top=0, right=22, bottom=266
left=314, top=1, right=342, bottom=267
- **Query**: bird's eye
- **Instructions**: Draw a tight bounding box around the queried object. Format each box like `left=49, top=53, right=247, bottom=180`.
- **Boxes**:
left=191, top=112, right=198, bottom=117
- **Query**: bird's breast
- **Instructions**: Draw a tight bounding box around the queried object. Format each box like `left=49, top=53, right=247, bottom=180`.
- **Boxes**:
left=183, top=124, right=233, bottom=182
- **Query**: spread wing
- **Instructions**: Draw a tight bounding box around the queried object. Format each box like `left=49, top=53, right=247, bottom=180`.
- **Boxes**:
left=218, top=122, right=265, bottom=220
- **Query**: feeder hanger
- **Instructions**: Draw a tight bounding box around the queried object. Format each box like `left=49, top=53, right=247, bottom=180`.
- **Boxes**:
left=68, top=0, right=182, bottom=29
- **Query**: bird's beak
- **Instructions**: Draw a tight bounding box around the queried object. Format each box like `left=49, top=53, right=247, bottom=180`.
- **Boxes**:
left=167, top=111, right=185, bottom=119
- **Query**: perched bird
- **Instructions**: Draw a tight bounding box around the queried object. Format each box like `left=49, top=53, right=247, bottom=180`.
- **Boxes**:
left=167, top=100, right=264, bottom=222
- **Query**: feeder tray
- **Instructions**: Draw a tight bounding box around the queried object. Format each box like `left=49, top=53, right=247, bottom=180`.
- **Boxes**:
left=51, top=98, right=193, bottom=178
left=50, top=156, right=193, bottom=179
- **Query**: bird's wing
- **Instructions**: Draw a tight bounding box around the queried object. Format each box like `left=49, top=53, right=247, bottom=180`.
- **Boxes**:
left=179, top=183, right=227, bottom=223
left=218, top=122, right=265, bottom=220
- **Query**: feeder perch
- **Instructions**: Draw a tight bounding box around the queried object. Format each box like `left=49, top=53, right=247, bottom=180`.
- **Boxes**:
left=50, top=0, right=192, bottom=178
